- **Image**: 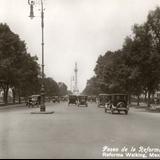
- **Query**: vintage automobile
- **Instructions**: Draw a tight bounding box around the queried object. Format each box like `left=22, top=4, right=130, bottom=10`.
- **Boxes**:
left=87, top=96, right=92, bottom=102
left=91, top=96, right=97, bottom=103
left=105, top=94, right=129, bottom=115
left=26, top=95, right=41, bottom=108
left=52, top=96, right=60, bottom=103
left=97, top=94, right=111, bottom=108
left=88, top=95, right=97, bottom=103
left=77, top=95, right=88, bottom=107
left=60, top=96, right=68, bottom=102
left=68, top=95, right=78, bottom=106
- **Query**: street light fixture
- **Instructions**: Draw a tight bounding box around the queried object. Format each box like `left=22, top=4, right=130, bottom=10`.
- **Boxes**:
left=28, top=0, right=35, bottom=19
left=28, top=0, right=46, bottom=112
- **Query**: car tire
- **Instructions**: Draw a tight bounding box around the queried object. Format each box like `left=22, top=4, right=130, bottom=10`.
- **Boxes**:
left=125, top=111, right=128, bottom=115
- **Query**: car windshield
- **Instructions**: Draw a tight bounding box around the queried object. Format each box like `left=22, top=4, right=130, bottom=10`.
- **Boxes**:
left=69, top=96, right=77, bottom=99
left=116, top=95, right=127, bottom=101
left=111, top=95, right=128, bottom=103
left=80, top=96, right=87, bottom=99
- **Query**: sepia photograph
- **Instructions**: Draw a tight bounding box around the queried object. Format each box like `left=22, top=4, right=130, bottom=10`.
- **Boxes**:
left=1, top=0, right=160, bottom=159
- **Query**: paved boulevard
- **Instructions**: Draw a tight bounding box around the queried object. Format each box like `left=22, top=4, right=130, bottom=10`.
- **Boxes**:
left=0, top=102, right=160, bottom=159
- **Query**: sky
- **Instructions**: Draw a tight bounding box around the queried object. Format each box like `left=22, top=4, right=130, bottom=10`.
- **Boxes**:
left=0, top=0, right=160, bottom=92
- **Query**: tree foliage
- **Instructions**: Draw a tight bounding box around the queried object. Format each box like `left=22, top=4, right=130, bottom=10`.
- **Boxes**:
left=44, top=77, right=60, bottom=97
left=58, top=82, right=68, bottom=96
left=0, top=23, right=40, bottom=103
left=83, top=7, right=160, bottom=107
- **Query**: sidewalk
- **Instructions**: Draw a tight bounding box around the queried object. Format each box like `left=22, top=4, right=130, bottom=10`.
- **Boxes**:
left=130, top=102, right=160, bottom=113
left=0, top=103, right=26, bottom=110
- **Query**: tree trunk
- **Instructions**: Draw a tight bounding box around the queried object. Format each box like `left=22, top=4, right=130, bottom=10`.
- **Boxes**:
left=128, top=93, right=131, bottom=105
left=3, top=85, right=9, bottom=105
left=144, top=90, right=147, bottom=103
left=18, top=95, right=21, bottom=104
left=18, top=90, right=21, bottom=104
left=137, top=95, right=140, bottom=106
left=12, top=88, right=16, bottom=104
left=147, top=91, right=151, bottom=108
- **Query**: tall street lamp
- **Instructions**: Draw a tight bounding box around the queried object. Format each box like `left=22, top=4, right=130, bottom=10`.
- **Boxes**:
left=28, top=0, right=46, bottom=112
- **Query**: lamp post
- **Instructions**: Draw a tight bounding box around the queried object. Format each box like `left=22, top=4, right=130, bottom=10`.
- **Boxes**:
left=28, top=0, right=45, bottom=112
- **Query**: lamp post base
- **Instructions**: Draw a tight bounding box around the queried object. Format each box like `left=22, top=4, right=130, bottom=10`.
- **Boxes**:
left=40, top=105, right=46, bottom=112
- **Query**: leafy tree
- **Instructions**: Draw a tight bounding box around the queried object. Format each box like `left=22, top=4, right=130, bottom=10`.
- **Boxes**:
left=82, top=76, right=101, bottom=95
left=92, top=7, right=160, bottom=107
left=94, top=50, right=132, bottom=95
left=0, top=23, right=41, bottom=104
left=58, top=82, right=68, bottom=96
left=44, top=77, right=60, bottom=97
left=124, top=22, right=160, bottom=107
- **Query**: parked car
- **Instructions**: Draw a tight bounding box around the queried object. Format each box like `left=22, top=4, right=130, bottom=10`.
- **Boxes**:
left=77, top=95, right=88, bottom=107
left=105, top=94, right=129, bottom=115
left=68, top=95, right=78, bottom=106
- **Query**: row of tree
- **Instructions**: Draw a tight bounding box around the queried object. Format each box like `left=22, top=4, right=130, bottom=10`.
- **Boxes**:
left=0, top=23, right=68, bottom=104
left=83, top=7, right=160, bottom=107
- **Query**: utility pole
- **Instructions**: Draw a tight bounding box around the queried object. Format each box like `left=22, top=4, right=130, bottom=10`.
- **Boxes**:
left=28, top=0, right=53, bottom=114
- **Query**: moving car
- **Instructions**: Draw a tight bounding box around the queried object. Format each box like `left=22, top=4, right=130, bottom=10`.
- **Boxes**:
left=88, top=95, right=97, bottom=103
left=68, top=95, right=78, bottom=106
left=105, top=94, right=129, bottom=115
left=77, top=95, right=88, bottom=107
left=26, top=95, right=41, bottom=108
left=52, top=96, right=60, bottom=103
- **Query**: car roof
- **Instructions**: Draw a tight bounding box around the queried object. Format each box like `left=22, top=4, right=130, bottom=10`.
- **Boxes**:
left=32, top=95, right=40, bottom=97
left=110, top=94, right=128, bottom=96
left=78, top=95, right=87, bottom=96
left=99, top=94, right=111, bottom=96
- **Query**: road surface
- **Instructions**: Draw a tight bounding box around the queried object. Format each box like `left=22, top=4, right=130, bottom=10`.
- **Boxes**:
left=0, top=102, right=160, bottom=159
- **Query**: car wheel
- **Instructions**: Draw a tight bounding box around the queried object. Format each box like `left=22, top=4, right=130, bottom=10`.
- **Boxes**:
left=105, top=108, right=107, bottom=113
left=125, top=111, right=128, bottom=115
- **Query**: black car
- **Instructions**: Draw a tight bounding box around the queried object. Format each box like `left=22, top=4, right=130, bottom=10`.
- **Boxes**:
left=77, top=96, right=88, bottom=107
left=105, top=94, right=129, bottom=115
left=68, top=95, right=78, bottom=106
left=26, top=95, right=41, bottom=108
left=52, top=96, right=60, bottom=103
